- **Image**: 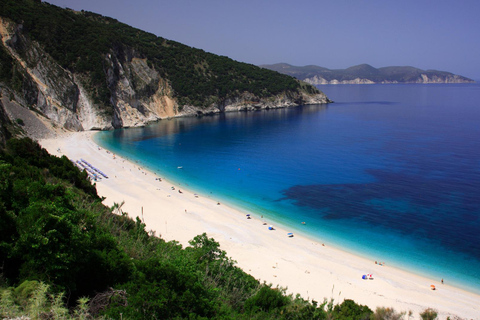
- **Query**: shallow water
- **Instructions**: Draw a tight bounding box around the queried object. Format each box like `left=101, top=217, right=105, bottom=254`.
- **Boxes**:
left=95, top=83, right=480, bottom=294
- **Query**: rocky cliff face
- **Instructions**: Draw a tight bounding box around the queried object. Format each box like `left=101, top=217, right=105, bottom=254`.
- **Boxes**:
left=0, top=18, right=329, bottom=138
left=0, top=17, right=108, bottom=133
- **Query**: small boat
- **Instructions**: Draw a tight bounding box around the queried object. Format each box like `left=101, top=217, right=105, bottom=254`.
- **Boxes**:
left=177, top=166, right=183, bottom=169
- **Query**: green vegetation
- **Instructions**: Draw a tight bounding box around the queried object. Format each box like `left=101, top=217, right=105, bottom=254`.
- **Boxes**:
left=0, top=0, right=319, bottom=112
left=0, top=137, right=377, bottom=319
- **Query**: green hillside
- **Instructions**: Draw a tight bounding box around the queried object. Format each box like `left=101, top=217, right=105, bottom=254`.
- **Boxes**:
left=0, top=0, right=320, bottom=111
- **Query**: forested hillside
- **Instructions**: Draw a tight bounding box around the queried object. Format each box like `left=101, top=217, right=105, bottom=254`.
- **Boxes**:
left=0, top=0, right=323, bottom=116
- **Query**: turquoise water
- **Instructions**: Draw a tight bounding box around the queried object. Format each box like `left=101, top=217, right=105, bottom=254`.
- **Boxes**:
left=95, top=83, right=480, bottom=294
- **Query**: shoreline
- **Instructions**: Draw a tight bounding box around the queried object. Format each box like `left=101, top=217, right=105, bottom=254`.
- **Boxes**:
left=40, top=131, right=480, bottom=320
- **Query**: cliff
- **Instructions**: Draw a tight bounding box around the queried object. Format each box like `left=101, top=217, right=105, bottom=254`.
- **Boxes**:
left=0, top=1, right=330, bottom=139
left=261, top=63, right=474, bottom=85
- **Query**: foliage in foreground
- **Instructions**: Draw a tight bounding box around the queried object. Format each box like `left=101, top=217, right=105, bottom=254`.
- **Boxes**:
left=0, top=138, right=439, bottom=319
left=0, top=280, right=90, bottom=320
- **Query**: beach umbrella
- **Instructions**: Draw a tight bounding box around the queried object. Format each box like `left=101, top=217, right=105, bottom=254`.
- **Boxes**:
left=430, top=285, right=436, bottom=290
left=287, top=233, right=294, bottom=237
left=268, top=225, right=274, bottom=230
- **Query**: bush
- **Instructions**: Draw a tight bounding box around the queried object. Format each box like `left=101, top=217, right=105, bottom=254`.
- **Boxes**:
left=330, top=299, right=373, bottom=320
left=244, top=285, right=289, bottom=313
left=372, top=306, right=405, bottom=320
left=420, top=308, right=438, bottom=320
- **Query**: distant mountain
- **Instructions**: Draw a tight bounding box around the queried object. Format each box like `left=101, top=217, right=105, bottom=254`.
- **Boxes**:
left=260, top=63, right=474, bottom=84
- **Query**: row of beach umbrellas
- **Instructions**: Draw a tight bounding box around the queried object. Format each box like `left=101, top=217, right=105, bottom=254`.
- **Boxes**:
left=80, top=158, right=109, bottom=178
left=75, top=160, right=101, bottom=180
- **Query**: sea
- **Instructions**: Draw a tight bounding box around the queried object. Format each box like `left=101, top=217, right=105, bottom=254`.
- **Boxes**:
left=94, top=83, right=480, bottom=295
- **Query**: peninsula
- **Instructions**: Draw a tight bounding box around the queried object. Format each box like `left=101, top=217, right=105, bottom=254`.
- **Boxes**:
left=260, top=63, right=475, bottom=85
left=0, top=0, right=329, bottom=134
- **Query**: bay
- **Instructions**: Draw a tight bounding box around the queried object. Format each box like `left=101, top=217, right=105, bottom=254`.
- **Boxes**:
left=95, top=83, right=480, bottom=294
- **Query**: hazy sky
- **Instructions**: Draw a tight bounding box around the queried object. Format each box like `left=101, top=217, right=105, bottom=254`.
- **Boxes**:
left=45, top=0, right=480, bottom=79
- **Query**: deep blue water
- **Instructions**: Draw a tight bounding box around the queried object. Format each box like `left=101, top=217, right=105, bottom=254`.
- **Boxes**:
left=95, top=83, right=480, bottom=294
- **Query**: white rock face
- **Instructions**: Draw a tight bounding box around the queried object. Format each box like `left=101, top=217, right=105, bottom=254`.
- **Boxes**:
left=417, top=74, right=469, bottom=83
left=76, top=80, right=111, bottom=130
left=304, top=74, right=472, bottom=85
left=305, top=76, right=376, bottom=85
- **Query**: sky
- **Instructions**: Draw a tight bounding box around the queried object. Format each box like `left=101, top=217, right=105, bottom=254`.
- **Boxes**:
left=45, top=0, right=480, bottom=79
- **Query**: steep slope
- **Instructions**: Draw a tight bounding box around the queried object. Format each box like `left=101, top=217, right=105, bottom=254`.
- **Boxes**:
left=261, top=63, right=474, bottom=85
left=0, top=0, right=329, bottom=137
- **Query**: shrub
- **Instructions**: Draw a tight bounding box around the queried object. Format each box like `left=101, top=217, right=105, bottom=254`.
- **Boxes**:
left=330, top=299, right=373, bottom=320
left=420, top=308, right=438, bottom=320
left=372, top=306, right=405, bottom=320
left=244, top=285, right=289, bottom=313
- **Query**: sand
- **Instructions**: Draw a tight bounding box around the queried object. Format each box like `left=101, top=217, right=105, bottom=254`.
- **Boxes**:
left=40, top=131, right=480, bottom=320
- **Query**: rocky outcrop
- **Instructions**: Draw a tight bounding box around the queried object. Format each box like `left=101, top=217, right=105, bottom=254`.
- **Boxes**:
left=104, top=50, right=180, bottom=128
left=0, top=17, right=329, bottom=137
left=0, top=17, right=109, bottom=134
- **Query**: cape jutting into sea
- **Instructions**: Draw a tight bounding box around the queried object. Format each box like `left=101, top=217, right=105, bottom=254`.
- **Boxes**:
left=95, top=83, right=480, bottom=294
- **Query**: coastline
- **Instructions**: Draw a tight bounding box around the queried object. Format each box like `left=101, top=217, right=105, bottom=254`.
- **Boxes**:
left=40, top=131, right=480, bottom=320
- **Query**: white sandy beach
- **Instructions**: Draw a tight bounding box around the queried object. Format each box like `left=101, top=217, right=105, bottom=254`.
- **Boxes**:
left=40, top=131, right=479, bottom=320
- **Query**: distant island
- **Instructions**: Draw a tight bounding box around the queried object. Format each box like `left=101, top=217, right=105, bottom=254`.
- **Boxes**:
left=260, top=63, right=474, bottom=85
